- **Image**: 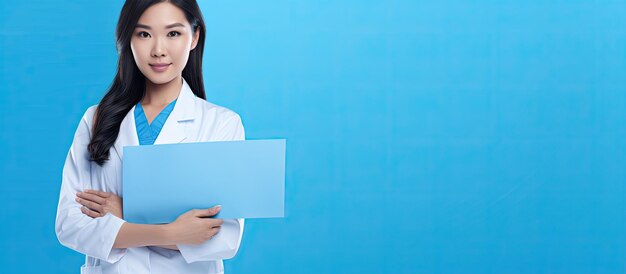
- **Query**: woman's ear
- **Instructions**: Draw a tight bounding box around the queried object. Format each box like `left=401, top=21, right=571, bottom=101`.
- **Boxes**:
left=190, top=26, right=200, bottom=51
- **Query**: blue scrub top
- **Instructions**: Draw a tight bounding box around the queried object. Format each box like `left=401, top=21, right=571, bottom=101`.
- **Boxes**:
left=134, top=99, right=177, bottom=145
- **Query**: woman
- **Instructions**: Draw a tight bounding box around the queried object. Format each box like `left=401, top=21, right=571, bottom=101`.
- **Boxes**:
left=54, top=1, right=245, bottom=273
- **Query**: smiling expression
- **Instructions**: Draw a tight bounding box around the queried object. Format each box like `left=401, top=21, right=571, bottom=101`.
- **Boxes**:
left=130, top=2, right=200, bottom=85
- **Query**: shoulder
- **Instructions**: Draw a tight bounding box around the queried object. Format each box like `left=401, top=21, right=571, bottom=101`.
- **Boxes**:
left=193, top=97, right=243, bottom=126
left=191, top=97, right=245, bottom=140
left=68, top=104, right=99, bottom=141
left=82, top=104, right=99, bottom=130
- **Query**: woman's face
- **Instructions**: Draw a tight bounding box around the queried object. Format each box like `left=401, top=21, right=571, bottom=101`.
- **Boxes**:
left=130, top=2, right=200, bottom=85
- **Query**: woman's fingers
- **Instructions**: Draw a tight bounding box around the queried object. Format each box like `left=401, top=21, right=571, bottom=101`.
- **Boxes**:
left=76, top=196, right=103, bottom=213
left=206, top=218, right=224, bottom=228
left=193, top=205, right=221, bottom=218
left=80, top=205, right=102, bottom=218
left=209, top=226, right=221, bottom=238
left=84, top=189, right=112, bottom=198
left=76, top=192, right=106, bottom=204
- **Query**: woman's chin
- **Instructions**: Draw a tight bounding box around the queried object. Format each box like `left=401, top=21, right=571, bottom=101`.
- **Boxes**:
left=144, top=73, right=177, bottom=86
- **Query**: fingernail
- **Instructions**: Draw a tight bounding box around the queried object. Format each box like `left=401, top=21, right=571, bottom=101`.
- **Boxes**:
left=214, top=205, right=222, bottom=209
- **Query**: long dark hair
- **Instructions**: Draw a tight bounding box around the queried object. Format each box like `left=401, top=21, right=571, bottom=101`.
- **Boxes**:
left=88, top=0, right=206, bottom=166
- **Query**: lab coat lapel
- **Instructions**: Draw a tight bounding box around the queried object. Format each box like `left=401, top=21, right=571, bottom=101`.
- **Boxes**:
left=153, top=77, right=196, bottom=145
left=112, top=105, right=139, bottom=161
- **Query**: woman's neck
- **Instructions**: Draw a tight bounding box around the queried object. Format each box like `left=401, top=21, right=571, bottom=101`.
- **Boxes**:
left=141, top=75, right=182, bottom=107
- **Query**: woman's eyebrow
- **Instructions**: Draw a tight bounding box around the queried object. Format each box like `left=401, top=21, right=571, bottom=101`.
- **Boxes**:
left=135, top=22, right=185, bottom=30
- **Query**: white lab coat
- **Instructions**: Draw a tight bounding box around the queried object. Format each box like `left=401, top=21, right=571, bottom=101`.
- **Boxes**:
left=55, top=77, right=245, bottom=274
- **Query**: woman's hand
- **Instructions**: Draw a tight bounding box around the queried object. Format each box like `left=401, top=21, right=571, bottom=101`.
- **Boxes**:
left=165, top=205, right=223, bottom=245
left=75, top=189, right=123, bottom=219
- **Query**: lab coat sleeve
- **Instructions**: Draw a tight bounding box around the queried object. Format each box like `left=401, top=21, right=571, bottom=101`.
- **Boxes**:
left=54, top=108, right=128, bottom=263
left=178, top=112, right=246, bottom=263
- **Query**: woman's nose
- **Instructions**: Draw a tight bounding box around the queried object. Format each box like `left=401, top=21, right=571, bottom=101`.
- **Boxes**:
left=151, top=49, right=166, bottom=57
left=152, top=50, right=166, bottom=57
left=151, top=40, right=166, bottom=57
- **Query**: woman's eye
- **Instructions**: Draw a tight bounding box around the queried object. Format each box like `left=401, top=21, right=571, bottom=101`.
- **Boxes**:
left=168, top=31, right=181, bottom=37
left=138, top=31, right=150, bottom=38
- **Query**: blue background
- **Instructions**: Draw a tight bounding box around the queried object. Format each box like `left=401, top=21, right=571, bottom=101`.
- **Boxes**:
left=1, top=0, right=625, bottom=273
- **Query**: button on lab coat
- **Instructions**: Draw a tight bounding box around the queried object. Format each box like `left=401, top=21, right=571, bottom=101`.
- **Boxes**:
left=55, top=77, right=245, bottom=274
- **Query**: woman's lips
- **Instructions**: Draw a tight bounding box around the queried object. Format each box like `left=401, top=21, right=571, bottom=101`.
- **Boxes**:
left=150, top=63, right=171, bottom=72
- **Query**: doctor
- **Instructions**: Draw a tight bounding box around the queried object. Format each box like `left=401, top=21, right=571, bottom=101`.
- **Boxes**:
left=55, top=1, right=244, bottom=273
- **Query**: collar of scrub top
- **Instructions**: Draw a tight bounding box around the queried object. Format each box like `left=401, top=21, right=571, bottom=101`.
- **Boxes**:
left=134, top=98, right=177, bottom=145
left=112, top=77, right=197, bottom=160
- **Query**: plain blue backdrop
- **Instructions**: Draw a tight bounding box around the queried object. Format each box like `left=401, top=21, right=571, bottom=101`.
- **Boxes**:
left=1, top=0, right=625, bottom=273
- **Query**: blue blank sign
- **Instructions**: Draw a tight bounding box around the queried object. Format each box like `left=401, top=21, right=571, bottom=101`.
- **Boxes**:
left=122, top=139, right=286, bottom=224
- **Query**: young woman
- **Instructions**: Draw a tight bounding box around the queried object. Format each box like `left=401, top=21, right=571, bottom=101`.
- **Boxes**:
left=54, top=1, right=245, bottom=273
